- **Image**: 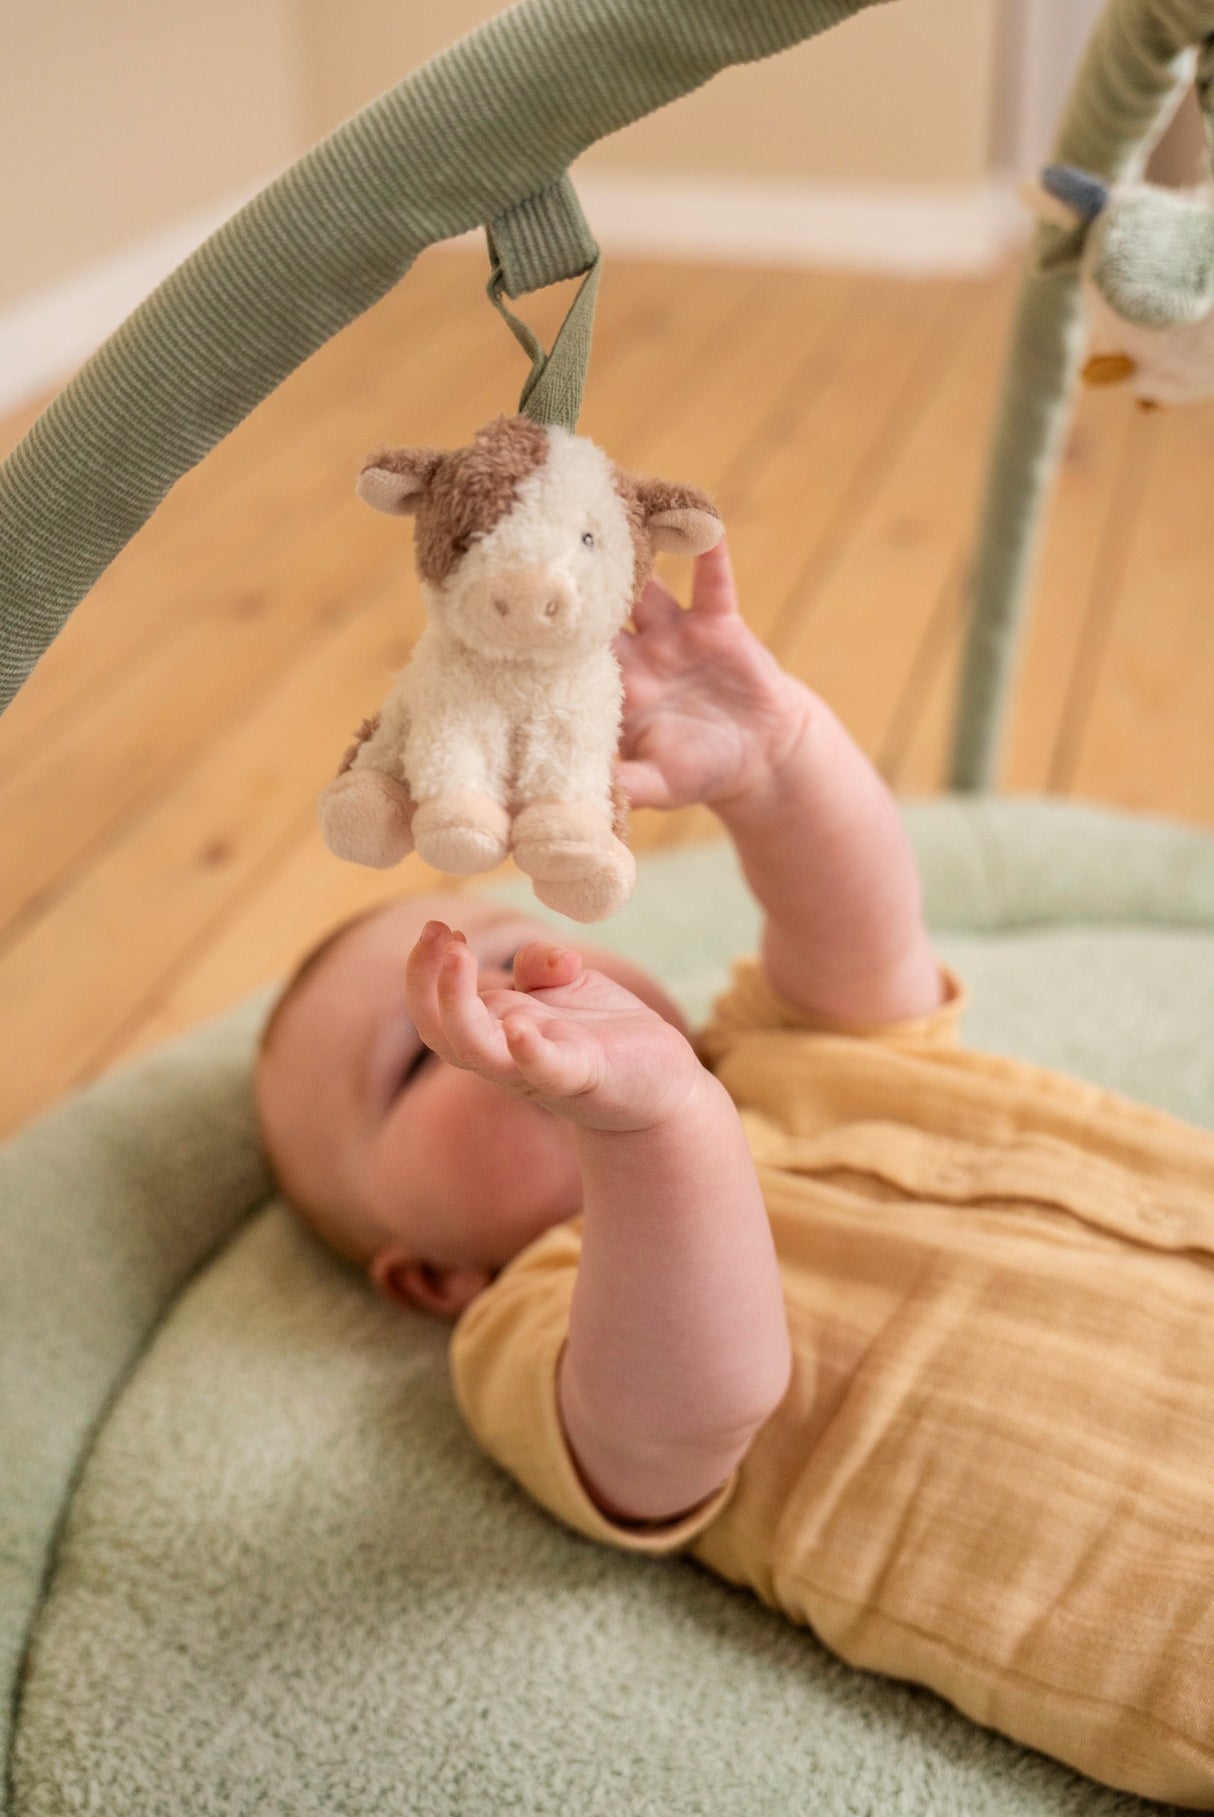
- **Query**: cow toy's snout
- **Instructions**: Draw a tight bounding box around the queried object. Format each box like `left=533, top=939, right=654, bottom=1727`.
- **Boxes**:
left=484, top=568, right=576, bottom=638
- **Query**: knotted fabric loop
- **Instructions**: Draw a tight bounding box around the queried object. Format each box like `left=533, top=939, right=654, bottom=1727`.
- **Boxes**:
left=486, top=176, right=601, bottom=430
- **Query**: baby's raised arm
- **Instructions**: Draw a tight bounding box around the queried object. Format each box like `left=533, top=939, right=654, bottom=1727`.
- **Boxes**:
left=616, top=542, right=941, bottom=1026
left=407, top=926, right=791, bottom=1524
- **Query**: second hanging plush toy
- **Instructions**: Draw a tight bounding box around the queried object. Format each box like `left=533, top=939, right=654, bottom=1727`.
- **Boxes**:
left=318, top=414, right=723, bottom=922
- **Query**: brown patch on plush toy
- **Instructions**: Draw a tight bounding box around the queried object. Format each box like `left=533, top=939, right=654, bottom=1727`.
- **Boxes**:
left=337, top=712, right=382, bottom=776
left=613, top=471, right=657, bottom=603
left=615, top=470, right=723, bottom=603
left=414, top=415, right=549, bottom=585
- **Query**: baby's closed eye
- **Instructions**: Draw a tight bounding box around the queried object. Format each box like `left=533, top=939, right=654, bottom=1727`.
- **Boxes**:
left=391, top=1041, right=436, bottom=1099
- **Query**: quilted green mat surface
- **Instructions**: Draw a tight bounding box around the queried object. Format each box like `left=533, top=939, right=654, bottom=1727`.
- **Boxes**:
left=5, top=797, right=1214, bottom=1815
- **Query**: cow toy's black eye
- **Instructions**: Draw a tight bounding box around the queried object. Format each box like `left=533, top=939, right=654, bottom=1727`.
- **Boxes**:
left=581, top=531, right=595, bottom=548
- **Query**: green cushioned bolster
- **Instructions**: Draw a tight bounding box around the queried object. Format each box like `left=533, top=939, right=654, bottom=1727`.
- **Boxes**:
left=6, top=799, right=1214, bottom=1814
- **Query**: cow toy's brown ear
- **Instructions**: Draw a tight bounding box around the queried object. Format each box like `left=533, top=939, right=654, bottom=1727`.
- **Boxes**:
left=630, top=476, right=724, bottom=555
left=357, top=446, right=446, bottom=515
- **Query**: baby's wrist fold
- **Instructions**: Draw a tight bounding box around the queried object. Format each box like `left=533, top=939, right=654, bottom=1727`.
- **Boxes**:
left=574, top=1059, right=730, bottom=1145
left=709, top=679, right=818, bottom=825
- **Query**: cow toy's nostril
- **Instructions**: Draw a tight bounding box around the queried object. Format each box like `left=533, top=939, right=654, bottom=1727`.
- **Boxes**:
left=494, top=599, right=509, bottom=617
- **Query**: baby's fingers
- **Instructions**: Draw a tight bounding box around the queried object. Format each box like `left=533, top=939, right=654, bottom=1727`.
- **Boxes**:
left=512, top=940, right=582, bottom=994
left=614, top=757, right=676, bottom=812
left=433, top=939, right=515, bottom=1080
left=630, top=576, right=681, bottom=633
left=689, top=537, right=738, bottom=618
left=503, top=1014, right=601, bottom=1100
left=405, top=920, right=458, bottom=1054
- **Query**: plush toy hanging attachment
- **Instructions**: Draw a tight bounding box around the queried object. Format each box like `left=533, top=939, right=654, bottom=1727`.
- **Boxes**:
left=318, top=179, right=723, bottom=922
left=1023, top=46, right=1214, bottom=409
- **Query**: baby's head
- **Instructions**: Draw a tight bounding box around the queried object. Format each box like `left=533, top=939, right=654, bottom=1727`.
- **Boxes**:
left=255, top=892, right=685, bottom=1319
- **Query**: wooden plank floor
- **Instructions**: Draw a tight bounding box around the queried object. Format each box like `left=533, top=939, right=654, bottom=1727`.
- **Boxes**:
left=3, top=247, right=1212, bottom=1138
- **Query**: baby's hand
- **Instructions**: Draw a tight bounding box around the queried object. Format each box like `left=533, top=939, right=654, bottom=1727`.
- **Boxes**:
left=405, top=922, right=704, bottom=1133
left=615, top=538, right=810, bottom=813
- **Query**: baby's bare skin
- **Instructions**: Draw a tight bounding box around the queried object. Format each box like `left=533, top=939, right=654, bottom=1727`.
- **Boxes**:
left=257, top=539, right=941, bottom=1520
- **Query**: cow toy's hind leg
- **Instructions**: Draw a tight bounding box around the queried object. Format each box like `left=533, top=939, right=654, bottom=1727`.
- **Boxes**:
left=511, top=799, right=636, bottom=922
left=319, top=711, right=416, bottom=869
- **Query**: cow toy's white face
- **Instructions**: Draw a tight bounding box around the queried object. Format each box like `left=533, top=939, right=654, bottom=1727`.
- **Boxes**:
left=356, top=415, right=723, bottom=664
left=433, top=429, right=637, bottom=662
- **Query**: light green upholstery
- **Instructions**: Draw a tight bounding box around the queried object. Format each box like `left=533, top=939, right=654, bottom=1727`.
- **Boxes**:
left=5, top=798, right=1214, bottom=1816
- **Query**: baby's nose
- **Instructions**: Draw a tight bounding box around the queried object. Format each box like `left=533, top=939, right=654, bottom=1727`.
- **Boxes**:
left=490, top=569, right=574, bottom=629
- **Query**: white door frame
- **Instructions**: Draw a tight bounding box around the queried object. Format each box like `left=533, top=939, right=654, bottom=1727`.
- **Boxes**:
left=997, top=0, right=1108, bottom=172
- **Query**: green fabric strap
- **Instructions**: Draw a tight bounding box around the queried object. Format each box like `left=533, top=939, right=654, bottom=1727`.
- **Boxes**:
left=486, top=177, right=602, bottom=429
left=0, top=0, right=888, bottom=715
left=950, top=0, right=1214, bottom=790
left=1200, top=31, right=1214, bottom=156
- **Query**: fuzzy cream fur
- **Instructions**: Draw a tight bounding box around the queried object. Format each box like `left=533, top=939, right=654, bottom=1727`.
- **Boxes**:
left=318, top=417, right=722, bottom=923
left=1082, top=274, right=1214, bottom=405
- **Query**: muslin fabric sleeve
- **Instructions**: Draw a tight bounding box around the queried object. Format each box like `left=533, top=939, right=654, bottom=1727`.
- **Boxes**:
left=450, top=1220, right=738, bottom=1555
left=695, top=959, right=967, bottom=1072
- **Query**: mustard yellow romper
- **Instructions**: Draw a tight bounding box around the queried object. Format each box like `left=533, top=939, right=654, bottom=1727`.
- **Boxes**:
left=452, top=960, right=1214, bottom=1806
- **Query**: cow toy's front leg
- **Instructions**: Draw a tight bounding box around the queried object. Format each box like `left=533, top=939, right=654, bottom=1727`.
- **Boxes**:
left=509, top=670, right=635, bottom=922
left=404, top=662, right=513, bottom=876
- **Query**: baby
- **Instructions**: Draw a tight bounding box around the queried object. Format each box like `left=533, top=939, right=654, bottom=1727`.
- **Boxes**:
left=256, top=542, right=1214, bottom=1807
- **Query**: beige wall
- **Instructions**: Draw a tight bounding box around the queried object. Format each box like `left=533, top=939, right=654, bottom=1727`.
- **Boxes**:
left=298, top=0, right=1002, bottom=188
left=1, top=0, right=305, bottom=309
left=3, top=0, right=1003, bottom=312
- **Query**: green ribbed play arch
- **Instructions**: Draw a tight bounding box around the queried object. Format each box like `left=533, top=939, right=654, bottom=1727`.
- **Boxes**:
left=0, top=0, right=885, bottom=714
left=950, top=0, right=1214, bottom=788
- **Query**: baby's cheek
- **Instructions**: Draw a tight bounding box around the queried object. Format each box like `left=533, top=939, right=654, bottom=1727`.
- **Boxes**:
left=411, top=1067, right=581, bottom=1265
left=454, top=1096, right=582, bottom=1259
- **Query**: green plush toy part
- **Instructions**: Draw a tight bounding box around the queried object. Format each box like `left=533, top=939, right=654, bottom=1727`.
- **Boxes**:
left=1024, top=162, right=1214, bottom=406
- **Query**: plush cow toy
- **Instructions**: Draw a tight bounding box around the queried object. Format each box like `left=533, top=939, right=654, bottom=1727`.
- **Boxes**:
left=318, top=414, right=723, bottom=922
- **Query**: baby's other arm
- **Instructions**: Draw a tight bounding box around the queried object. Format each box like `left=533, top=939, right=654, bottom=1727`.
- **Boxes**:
left=560, top=1071, right=791, bottom=1526
left=713, top=696, right=942, bottom=1026
left=407, top=927, right=791, bottom=1526
left=616, top=542, right=941, bottom=1027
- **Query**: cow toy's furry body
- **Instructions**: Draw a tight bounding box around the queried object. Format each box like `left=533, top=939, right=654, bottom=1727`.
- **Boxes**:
left=319, top=415, right=722, bottom=922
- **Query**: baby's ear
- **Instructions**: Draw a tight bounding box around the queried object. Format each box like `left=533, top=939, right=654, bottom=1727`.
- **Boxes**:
left=369, top=1250, right=493, bottom=1319
left=357, top=446, right=446, bottom=515
left=627, top=474, right=724, bottom=556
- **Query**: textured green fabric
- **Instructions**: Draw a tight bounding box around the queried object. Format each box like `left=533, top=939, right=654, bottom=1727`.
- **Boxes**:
left=950, top=0, right=1214, bottom=790
left=487, top=175, right=600, bottom=298
left=0, top=995, right=271, bottom=1813
left=7, top=798, right=1214, bottom=1814
left=0, top=0, right=887, bottom=715
left=486, top=175, right=603, bottom=428
left=487, top=257, right=602, bottom=428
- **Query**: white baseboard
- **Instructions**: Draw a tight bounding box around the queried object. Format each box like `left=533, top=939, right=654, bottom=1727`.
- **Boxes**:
left=574, top=172, right=1026, bottom=276
left=0, top=181, right=264, bottom=419
left=0, top=172, right=1025, bottom=420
